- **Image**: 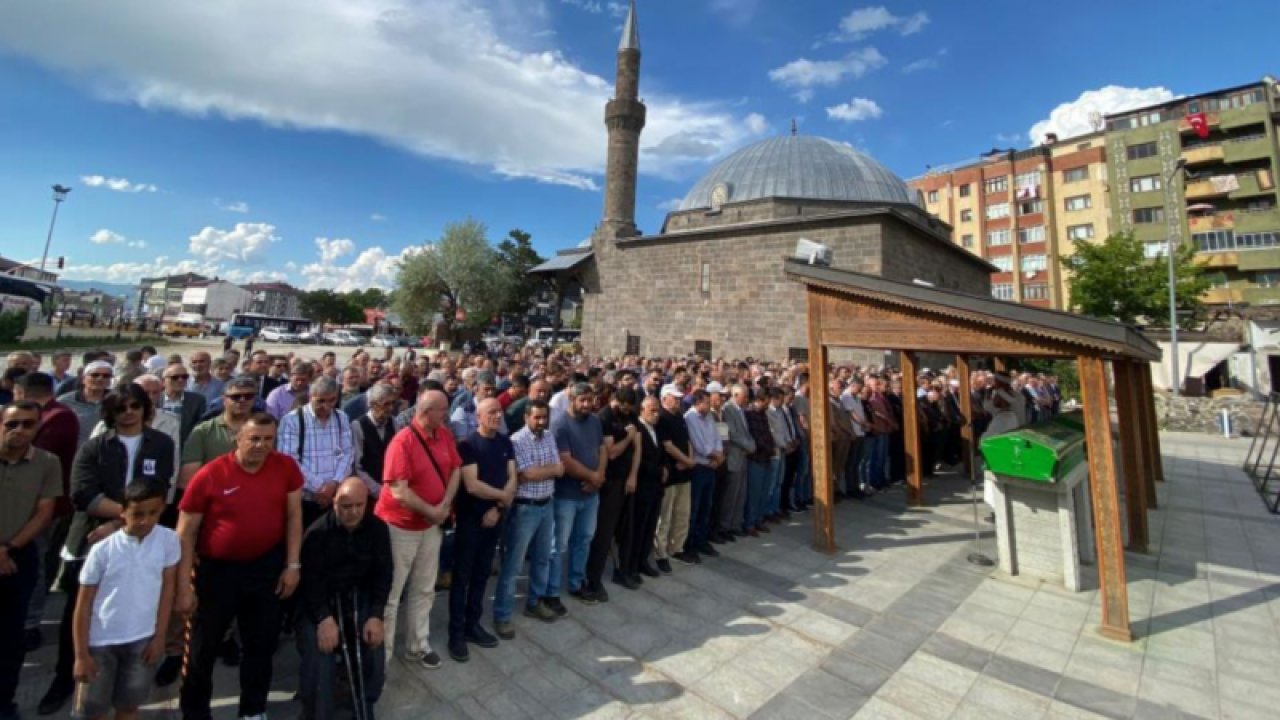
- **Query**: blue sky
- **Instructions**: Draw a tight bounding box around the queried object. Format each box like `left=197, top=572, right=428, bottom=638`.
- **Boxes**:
left=0, top=1, right=1275, bottom=291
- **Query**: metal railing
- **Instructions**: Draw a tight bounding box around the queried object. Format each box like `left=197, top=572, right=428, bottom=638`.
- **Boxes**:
left=1242, top=391, right=1280, bottom=513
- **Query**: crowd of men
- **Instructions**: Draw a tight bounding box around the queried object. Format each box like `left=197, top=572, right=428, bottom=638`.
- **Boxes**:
left=0, top=341, right=1060, bottom=720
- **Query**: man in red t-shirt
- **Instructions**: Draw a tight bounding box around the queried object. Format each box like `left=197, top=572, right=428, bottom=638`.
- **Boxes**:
left=174, top=412, right=303, bottom=720
left=374, top=388, right=460, bottom=669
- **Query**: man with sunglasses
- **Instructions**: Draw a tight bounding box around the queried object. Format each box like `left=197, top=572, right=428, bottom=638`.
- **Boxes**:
left=58, top=359, right=114, bottom=446
left=0, top=401, right=61, bottom=720
left=159, top=364, right=208, bottom=446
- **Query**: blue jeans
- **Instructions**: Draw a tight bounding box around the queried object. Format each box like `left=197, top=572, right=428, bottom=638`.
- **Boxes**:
left=766, top=456, right=784, bottom=515
left=493, top=500, right=554, bottom=623
left=687, top=466, right=716, bottom=551
left=745, top=461, right=770, bottom=529
left=547, top=494, right=599, bottom=597
left=866, top=434, right=889, bottom=489
left=296, top=589, right=386, bottom=720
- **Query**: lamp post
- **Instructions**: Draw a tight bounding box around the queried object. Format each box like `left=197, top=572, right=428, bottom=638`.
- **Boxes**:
left=39, top=184, right=72, bottom=273
left=1164, top=158, right=1188, bottom=396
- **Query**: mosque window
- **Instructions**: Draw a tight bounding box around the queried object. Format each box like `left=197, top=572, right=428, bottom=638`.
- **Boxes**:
left=625, top=334, right=641, bottom=355
left=700, top=262, right=711, bottom=294
left=694, top=340, right=713, bottom=359
left=788, top=348, right=809, bottom=363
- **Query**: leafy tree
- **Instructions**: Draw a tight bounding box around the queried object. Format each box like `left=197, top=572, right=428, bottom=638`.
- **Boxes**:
left=392, top=219, right=512, bottom=337
left=1062, top=231, right=1208, bottom=328
left=494, top=229, right=546, bottom=316
left=346, top=288, right=388, bottom=310
left=299, top=289, right=363, bottom=325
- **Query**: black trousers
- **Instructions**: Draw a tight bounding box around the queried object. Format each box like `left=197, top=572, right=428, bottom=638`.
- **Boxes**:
left=620, top=479, right=663, bottom=577
left=0, top=544, right=37, bottom=709
left=585, top=476, right=628, bottom=589
left=181, top=547, right=284, bottom=720
left=448, top=515, right=500, bottom=641
left=781, top=450, right=799, bottom=510
left=47, top=559, right=83, bottom=691
left=709, top=463, right=728, bottom=534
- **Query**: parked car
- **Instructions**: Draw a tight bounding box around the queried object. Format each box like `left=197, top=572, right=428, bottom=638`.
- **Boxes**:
left=396, top=335, right=419, bottom=348
left=323, top=330, right=361, bottom=346
left=259, top=326, right=300, bottom=343
left=297, top=329, right=322, bottom=344
left=371, top=334, right=399, bottom=347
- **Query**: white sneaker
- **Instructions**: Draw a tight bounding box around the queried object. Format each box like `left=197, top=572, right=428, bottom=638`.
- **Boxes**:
left=239, top=715, right=267, bottom=720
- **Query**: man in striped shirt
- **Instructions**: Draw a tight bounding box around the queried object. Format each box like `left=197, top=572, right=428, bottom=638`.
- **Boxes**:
left=492, top=400, right=563, bottom=639
left=278, top=376, right=354, bottom=528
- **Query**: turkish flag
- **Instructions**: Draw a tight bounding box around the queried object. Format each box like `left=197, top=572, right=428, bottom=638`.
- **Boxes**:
left=1187, top=112, right=1210, bottom=139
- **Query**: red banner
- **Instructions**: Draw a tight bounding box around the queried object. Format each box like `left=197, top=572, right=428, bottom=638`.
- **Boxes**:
left=1187, top=112, right=1210, bottom=139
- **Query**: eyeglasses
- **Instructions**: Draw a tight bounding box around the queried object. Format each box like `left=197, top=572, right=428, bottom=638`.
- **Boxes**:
left=166, top=374, right=189, bottom=381
left=87, top=373, right=112, bottom=379
left=2, top=419, right=38, bottom=430
left=225, top=394, right=256, bottom=402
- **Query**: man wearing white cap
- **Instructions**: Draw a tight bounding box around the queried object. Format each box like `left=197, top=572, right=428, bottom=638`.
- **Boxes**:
left=58, top=360, right=114, bottom=445
left=653, top=385, right=696, bottom=571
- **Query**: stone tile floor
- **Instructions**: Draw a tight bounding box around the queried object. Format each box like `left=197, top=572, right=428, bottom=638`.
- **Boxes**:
left=16, top=431, right=1280, bottom=719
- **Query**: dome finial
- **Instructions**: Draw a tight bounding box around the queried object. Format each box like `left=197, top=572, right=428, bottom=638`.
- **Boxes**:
left=790, top=118, right=798, bottom=136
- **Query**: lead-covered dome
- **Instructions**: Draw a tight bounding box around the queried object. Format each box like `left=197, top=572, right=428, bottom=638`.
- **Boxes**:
left=678, top=135, right=913, bottom=211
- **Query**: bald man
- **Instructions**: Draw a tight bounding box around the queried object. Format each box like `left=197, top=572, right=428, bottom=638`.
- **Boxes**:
left=297, top=478, right=392, bottom=720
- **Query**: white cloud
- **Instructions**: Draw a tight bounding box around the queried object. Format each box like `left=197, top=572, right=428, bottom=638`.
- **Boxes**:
left=902, top=57, right=937, bottom=73
left=826, top=98, right=882, bottom=122
left=646, top=131, right=720, bottom=159
left=657, top=197, right=683, bottom=211
left=315, top=237, right=356, bottom=263
left=994, top=132, right=1023, bottom=146
left=58, top=256, right=220, bottom=284
left=1, top=1, right=763, bottom=189
left=80, top=175, right=159, bottom=193
left=744, top=112, right=768, bottom=134
left=215, top=199, right=250, bottom=213
left=90, top=229, right=125, bottom=245
left=370, top=213, right=388, bottom=222
left=1028, top=85, right=1176, bottom=145
left=560, top=0, right=602, bottom=13
left=301, top=245, right=422, bottom=291
left=768, top=48, right=887, bottom=102
left=836, top=7, right=929, bottom=41
left=188, top=222, right=281, bottom=264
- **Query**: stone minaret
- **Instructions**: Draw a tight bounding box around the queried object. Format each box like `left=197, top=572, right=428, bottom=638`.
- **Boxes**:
left=602, top=0, right=646, bottom=238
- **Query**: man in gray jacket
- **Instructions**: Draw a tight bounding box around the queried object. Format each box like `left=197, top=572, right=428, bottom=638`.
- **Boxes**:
left=717, top=384, right=756, bottom=538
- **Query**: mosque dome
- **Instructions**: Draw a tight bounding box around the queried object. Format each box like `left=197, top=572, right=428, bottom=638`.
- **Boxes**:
left=677, top=135, right=913, bottom=211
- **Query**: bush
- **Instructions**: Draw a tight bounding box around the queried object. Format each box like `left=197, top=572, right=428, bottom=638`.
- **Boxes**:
left=0, top=310, right=28, bottom=343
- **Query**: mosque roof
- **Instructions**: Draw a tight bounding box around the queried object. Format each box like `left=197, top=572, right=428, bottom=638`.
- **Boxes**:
left=678, top=135, right=913, bottom=212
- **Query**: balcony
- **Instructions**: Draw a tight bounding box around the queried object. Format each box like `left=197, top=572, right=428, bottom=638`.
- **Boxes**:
left=1203, top=286, right=1244, bottom=305
left=1236, top=248, right=1280, bottom=272
left=1185, top=179, right=1229, bottom=199
left=1188, top=213, right=1234, bottom=232
left=1236, top=208, right=1280, bottom=235
left=1181, top=143, right=1224, bottom=166
left=1224, top=135, right=1273, bottom=164
left=1231, top=170, right=1275, bottom=199
left=1243, top=286, right=1280, bottom=306
left=1178, top=112, right=1220, bottom=134
left=1219, top=102, right=1270, bottom=131
left=1194, top=252, right=1239, bottom=269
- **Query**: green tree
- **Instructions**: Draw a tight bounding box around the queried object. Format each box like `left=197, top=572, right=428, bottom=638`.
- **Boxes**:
left=299, top=289, right=363, bottom=325
left=392, top=219, right=513, bottom=337
left=494, top=229, right=546, bottom=316
left=345, top=288, right=388, bottom=310
left=1062, top=231, right=1209, bottom=328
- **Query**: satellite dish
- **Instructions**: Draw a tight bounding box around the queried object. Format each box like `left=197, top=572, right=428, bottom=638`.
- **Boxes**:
left=1088, top=111, right=1104, bottom=131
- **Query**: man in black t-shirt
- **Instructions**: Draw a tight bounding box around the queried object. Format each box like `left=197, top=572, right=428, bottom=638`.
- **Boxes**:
left=586, top=388, right=640, bottom=595
left=653, top=386, right=695, bottom=573
left=448, top=399, right=516, bottom=663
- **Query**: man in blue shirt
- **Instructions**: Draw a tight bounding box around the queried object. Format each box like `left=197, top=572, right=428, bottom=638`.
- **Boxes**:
left=549, top=384, right=606, bottom=605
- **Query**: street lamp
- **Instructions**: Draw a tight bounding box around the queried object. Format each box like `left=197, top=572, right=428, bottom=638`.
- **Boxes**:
left=39, top=184, right=72, bottom=273
left=1164, top=158, right=1188, bottom=396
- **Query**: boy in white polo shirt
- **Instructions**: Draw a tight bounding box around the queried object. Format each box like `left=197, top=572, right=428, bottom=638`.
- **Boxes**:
left=71, top=481, right=180, bottom=720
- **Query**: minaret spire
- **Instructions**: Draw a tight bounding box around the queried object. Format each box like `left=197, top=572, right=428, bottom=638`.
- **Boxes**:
left=619, top=0, right=640, bottom=52
left=601, top=0, right=646, bottom=237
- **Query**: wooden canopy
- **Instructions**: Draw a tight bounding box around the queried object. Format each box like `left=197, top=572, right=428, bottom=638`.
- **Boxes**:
left=789, top=260, right=1163, bottom=643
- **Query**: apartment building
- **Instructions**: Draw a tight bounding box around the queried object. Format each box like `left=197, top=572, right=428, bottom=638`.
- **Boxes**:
left=243, top=281, right=302, bottom=318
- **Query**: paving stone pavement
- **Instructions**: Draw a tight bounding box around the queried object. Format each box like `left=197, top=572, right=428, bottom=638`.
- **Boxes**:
left=15, top=431, right=1280, bottom=719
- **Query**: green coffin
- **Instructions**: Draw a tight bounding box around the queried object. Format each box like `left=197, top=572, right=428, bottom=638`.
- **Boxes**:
left=980, top=422, right=1086, bottom=484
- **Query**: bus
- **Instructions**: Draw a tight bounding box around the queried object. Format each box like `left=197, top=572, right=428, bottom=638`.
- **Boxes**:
left=223, top=312, right=311, bottom=339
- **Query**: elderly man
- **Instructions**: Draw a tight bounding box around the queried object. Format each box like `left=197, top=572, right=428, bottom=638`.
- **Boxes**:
left=450, top=367, right=479, bottom=414
left=0, top=401, right=61, bottom=720
left=619, top=396, right=666, bottom=581
left=59, top=359, right=114, bottom=445
left=297, top=478, right=392, bottom=720
left=267, top=362, right=314, bottom=420
left=448, top=398, right=515, bottom=662
left=654, top=385, right=695, bottom=571
left=506, top=378, right=549, bottom=434
left=549, top=383, right=606, bottom=604
left=374, top=389, right=460, bottom=669
left=279, top=376, right=354, bottom=528
left=159, top=364, right=208, bottom=445
left=339, top=366, right=365, bottom=409
left=718, top=384, right=755, bottom=540
left=450, top=372, right=503, bottom=439
left=350, top=384, right=402, bottom=500
left=176, top=413, right=303, bottom=720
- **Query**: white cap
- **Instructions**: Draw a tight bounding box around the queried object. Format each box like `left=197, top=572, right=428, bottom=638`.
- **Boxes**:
left=660, top=384, right=683, bottom=399
left=705, top=381, right=727, bottom=395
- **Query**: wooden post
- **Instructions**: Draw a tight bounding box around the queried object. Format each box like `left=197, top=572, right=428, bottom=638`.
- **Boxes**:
left=901, top=351, right=924, bottom=506
left=993, top=357, right=1007, bottom=374
left=1112, top=360, right=1149, bottom=553
left=1139, top=364, right=1165, bottom=486
left=956, top=355, right=974, bottom=482
left=1133, top=362, right=1159, bottom=508
left=1078, top=355, right=1132, bottom=642
left=807, top=293, right=835, bottom=554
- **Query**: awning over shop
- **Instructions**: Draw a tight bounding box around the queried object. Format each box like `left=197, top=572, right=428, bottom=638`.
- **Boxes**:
left=1151, top=340, right=1241, bottom=390
left=529, top=249, right=593, bottom=275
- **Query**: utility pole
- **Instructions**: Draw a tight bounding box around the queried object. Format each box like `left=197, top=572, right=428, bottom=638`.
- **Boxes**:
left=39, top=184, right=72, bottom=272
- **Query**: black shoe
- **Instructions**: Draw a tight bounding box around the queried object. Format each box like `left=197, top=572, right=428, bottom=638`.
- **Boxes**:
left=709, top=533, right=728, bottom=545
left=448, top=638, right=470, bottom=663
left=220, top=636, right=241, bottom=667
left=155, top=655, right=183, bottom=687
left=543, top=597, right=569, bottom=618
left=697, top=543, right=720, bottom=558
left=465, top=625, right=500, bottom=649
left=413, top=649, right=442, bottom=670
left=37, top=679, right=73, bottom=716
left=0, top=702, right=20, bottom=720
left=722, top=530, right=738, bottom=543
left=629, top=572, right=644, bottom=585
left=673, top=551, right=699, bottom=566
left=569, top=587, right=600, bottom=605
left=592, top=584, right=610, bottom=603
left=639, top=562, right=661, bottom=578
left=23, top=627, right=42, bottom=653
left=656, top=559, right=672, bottom=574
left=613, top=571, right=640, bottom=590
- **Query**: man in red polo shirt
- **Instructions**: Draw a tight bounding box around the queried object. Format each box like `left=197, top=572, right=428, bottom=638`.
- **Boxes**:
left=175, top=412, right=303, bottom=720
left=375, top=388, right=460, bottom=670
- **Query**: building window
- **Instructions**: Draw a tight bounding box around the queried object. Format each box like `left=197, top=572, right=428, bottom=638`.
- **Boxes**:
left=1067, top=224, right=1095, bottom=241
left=1126, top=141, right=1159, bottom=160
left=1018, top=226, right=1046, bottom=244
left=990, top=255, right=1013, bottom=272
left=1063, top=167, right=1088, bottom=183
left=984, top=176, right=1008, bottom=194
left=1018, top=199, right=1043, bottom=216
left=1193, top=230, right=1233, bottom=252
left=987, top=229, right=1011, bottom=246
left=1023, top=283, right=1050, bottom=301
left=1129, top=175, right=1162, bottom=193
left=991, top=283, right=1015, bottom=301
left=1204, top=272, right=1229, bottom=289
left=1133, top=207, right=1164, bottom=224
left=961, top=234, right=974, bottom=248
left=1021, top=254, right=1047, bottom=273
left=625, top=334, right=641, bottom=355
left=986, top=203, right=1010, bottom=220
left=960, top=209, right=973, bottom=222
left=1237, top=231, right=1280, bottom=249
left=959, top=184, right=971, bottom=198
left=1015, top=170, right=1042, bottom=188
left=1065, top=194, right=1092, bottom=211
left=694, top=340, right=712, bottom=359
left=788, top=347, right=809, bottom=363
left=700, top=261, right=711, bottom=294
left=1257, top=271, right=1280, bottom=288
left=1143, top=241, right=1169, bottom=258
left=927, top=190, right=939, bottom=203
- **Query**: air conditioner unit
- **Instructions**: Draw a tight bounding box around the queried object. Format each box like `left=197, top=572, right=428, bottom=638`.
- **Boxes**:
left=794, top=239, right=832, bottom=266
